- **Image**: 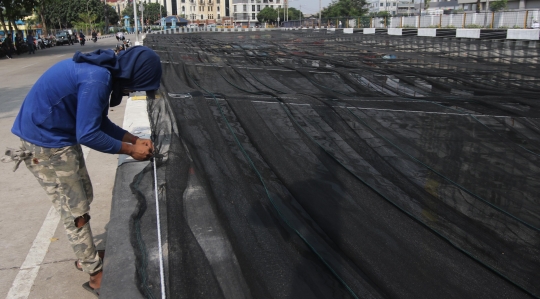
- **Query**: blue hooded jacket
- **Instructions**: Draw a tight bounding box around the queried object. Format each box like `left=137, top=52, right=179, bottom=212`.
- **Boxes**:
left=11, top=46, right=162, bottom=154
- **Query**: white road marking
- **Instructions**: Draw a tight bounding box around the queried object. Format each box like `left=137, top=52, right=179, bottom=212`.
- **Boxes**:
left=5, top=148, right=91, bottom=299
left=21, top=63, right=38, bottom=69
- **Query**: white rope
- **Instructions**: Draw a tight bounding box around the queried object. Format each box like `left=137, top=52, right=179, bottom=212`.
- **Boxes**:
left=153, top=158, right=166, bottom=299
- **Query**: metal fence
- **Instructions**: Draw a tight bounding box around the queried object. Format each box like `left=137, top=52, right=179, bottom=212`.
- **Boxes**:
left=285, top=10, right=540, bottom=29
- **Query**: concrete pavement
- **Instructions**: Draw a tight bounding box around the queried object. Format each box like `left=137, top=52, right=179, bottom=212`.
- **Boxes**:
left=0, top=35, right=142, bottom=299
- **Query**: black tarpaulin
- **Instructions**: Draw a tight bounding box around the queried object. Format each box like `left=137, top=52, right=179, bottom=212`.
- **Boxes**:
left=128, top=31, right=539, bottom=299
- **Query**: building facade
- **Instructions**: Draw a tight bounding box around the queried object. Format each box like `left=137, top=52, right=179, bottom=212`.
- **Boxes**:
left=230, top=0, right=285, bottom=25
left=368, top=0, right=540, bottom=15
left=117, top=0, right=228, bottom=24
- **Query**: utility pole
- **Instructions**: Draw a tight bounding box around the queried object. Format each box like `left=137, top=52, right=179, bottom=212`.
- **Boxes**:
left=104, top=0, right=108, bottom=35
left=319, top=0, right=322, bottom=28
left=140, top=1, right=144, bottom=34
left=159, top=1, right=163, bottom=30
left=134, top=0, right=139, bottom=44
left=285, top=0, right=288, bottom=22
left=277, top=7, right=280, bottom=27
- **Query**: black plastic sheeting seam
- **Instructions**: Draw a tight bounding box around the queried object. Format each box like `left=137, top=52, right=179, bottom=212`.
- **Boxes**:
left=183, top=64, right=362, bottom=299
left=205, top=62, right=539, bottom=299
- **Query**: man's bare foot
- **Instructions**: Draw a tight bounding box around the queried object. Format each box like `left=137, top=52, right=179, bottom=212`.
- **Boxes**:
left=89, top=270, right=102, bottom=290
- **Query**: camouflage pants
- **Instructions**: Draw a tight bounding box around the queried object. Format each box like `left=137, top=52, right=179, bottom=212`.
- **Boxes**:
left=21, top=140, right=102, bottom=275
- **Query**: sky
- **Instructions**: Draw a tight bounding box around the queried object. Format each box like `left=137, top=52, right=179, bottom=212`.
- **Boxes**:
left=289, top=0, right=334, bottom=15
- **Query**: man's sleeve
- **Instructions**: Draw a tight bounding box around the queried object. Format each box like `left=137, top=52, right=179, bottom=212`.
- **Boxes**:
left=76, top=80, right=124, bottom=154
left=100, top=115, right=127, bottom=141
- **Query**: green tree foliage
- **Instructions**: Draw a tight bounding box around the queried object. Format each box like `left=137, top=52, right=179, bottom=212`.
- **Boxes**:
left=105, top=5, right=119, bottom=26
left=287, top=7, right=303, bottom=21
left=489, top=0, right=507, bottom=11
left=40, top=0, right=118, bottom=30
left=143, top=3, right=166, bottom=24
left=257, top=6, right=277, bottom=23
left=321, top=0, right=368, bottom=18
left=72, top=11, right=98, bottom=33
left=121, top=2, right=166, bottom=25
left=0, top=0, right=36, bottom=33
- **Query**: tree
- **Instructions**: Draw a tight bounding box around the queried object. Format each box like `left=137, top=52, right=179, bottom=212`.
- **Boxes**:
left=489, top=0, right=507, bottom=12
left=322, top=0, right=368, bottom=18
left=121, top=2, right=165, bottom=26
left=40, top=0, right=117, bottom=31
left=105, top=5, right=119, bottom=26
left=287, top=7, right=303, bottom=21
left=121, top=4, right=133, bottom=21
left=0, top=0, right=36, bottom=33
left=72, top=11, right=98, bottom=33
left=257, top=6, right=277, bottom=23
left=144, top=3, right=166, bottom=24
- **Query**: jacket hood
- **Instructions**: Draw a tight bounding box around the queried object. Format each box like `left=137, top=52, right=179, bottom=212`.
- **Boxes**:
left=73, top=46, right=162, bottom=106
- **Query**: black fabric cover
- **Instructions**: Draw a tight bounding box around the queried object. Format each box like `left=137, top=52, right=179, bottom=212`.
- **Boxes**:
left=130, top=31, right=540, bottom=299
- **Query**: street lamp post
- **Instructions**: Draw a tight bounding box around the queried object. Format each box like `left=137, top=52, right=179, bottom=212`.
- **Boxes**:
left=159, top=3, right=162, bottom=30
left=319, top=0, right=322, bottom=28
left=300, top=5, right=302, bottom=27
left=133, top=0, right=139, bottom=44
left=140, top=2, right=145, bottom=34
left=104, top=0, right=108, bottom=35
left=86, top=0, right=90, bottom=34
left=277, top=7, right=280, bottom=27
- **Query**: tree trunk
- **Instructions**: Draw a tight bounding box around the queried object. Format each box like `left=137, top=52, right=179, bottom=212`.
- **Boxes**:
left=40, top=2, right=48, bottom=35
left=8, top=19, right=14, bottom=35
left=0, top=9, right=8, bottom=33
left=13, top=20, right=20, bottom=33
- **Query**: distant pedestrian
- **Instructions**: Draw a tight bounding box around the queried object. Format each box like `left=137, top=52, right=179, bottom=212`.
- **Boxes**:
left=3, top=33, right=15, bottom=59
left=116, top=31, right=125, bottom=42
left=15, top=33, right=23, bottom=55
left=27, top=32, right=35, bottom=54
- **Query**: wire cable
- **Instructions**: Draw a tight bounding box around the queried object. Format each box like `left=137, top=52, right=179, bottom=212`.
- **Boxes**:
left=153, top=157, right=166, bottom=299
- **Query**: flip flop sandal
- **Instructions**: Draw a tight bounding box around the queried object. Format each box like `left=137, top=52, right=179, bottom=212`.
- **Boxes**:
left=82, top=282, right=100, bottom=297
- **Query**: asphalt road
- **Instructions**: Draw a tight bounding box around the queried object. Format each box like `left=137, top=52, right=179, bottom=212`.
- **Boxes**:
left=0, top=34, right=137, bottom=299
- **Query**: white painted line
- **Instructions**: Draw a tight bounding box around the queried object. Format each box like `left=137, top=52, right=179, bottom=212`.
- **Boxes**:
left=5, top=268, right=40, bottom=299
left=22, top=63, right=38, bottom=69
left=345, top=107, right=519, bottom=118
left=6, top=207, right=60, bottom=299
left=251, top=100, right=279, bottom=104
left=6, top=147, right=92, bottom=299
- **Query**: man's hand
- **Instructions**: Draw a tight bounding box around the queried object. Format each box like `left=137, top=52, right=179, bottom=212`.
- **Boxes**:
left=120, top=133, right=155, bottom=161
left=130, top=142, right=153, bottom=160
left=135, top=138, right=154, bottom=151
left=118, top=140, right=154, bottom=161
